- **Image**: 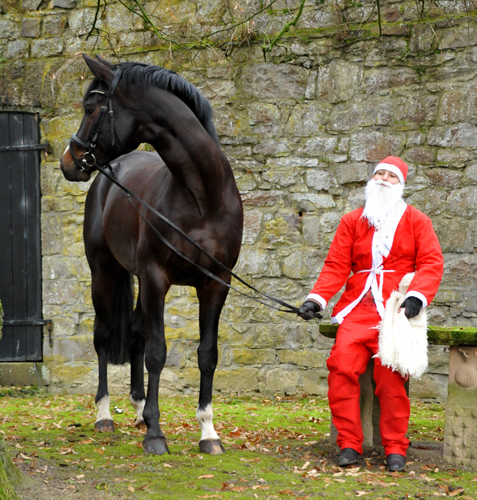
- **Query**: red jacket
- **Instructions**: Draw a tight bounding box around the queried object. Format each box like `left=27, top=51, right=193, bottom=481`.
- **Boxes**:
left=306, top=205, right=444, bottom=324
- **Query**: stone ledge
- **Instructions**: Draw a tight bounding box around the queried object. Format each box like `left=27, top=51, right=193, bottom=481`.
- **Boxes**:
left=319, top=324, right=477, bottom=345
left=0, top=363, right=48, bottom=387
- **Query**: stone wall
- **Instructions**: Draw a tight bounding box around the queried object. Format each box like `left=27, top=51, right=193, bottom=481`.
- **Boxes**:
left=2, top=0, right=477, bottom=401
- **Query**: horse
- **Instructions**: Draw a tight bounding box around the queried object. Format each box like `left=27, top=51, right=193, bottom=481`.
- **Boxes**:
left=59, top=54, right=243, bottom=455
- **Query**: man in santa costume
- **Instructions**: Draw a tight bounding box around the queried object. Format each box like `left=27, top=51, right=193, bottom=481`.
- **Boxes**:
left=298, top=156, right=443, bottom=471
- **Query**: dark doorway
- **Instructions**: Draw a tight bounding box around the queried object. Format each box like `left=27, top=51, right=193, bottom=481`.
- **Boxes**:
left=0, top=111, right=46, bottom=362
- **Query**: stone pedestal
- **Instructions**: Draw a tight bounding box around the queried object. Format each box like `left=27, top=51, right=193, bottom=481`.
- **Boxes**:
left=443, top=345, right=477, bottom=468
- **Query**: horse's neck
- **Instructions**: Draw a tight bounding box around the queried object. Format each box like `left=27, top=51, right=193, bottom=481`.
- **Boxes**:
left=146, top=122, right=230, bottom=211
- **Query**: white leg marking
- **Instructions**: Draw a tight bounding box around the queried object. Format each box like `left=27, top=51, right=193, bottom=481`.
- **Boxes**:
left=129, top=395, right=146, bottom=425
left=197, top=404, right=219, bottom=441
left=95, top=395, right=112, bottom=423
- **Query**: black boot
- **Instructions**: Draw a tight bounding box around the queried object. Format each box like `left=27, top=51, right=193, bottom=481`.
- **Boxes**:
left=386, top=454, right=406, bottom=471
left=337, top=448, right=360, bottom=466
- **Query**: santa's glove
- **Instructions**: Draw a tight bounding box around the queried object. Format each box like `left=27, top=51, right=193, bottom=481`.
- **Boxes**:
left=400, top=297, right=422, bottom=319
left=298, top=301, right=322, bottom=321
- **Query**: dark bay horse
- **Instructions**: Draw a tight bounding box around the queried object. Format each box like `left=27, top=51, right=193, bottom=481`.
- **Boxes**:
left=59, top=55, right=243, bottom=455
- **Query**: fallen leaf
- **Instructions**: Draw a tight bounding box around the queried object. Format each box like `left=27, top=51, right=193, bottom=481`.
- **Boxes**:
left=198, top=474, right=214, bottom=479
left=127, top=485, right=135, bottom=492
left=447, top=486, right=464, bottom=497
left=356, top=492, right=370, bottom=497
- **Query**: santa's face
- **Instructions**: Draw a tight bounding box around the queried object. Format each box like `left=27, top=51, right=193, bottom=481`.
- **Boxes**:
left=362, top=174, right=405, bottom=230
left=372, top=169, right=400, bottom=185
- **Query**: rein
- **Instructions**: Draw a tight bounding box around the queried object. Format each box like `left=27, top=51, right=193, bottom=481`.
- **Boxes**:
left=95, top=162, right=304, bottom=315
left=68, top=68, right=320, bottom=317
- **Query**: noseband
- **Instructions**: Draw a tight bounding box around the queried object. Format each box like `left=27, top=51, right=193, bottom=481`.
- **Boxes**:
left=69, top=68, right=124, bottom=172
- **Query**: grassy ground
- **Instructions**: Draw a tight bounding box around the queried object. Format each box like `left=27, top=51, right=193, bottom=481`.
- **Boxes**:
left=1, top=387, right=476, bottom=499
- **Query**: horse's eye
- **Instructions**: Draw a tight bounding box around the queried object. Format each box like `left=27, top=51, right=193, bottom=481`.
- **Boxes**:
left=85, top=108, right=94, bottom=116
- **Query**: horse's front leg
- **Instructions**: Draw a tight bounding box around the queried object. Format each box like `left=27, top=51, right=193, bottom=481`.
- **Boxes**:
left=196, top=281, right=229, bottom=455
left=129, top=295, right=146, bottom=429
left=140, top=270, right=170, bottom=455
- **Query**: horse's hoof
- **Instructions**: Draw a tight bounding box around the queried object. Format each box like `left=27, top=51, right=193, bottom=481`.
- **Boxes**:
left=143, top=437, right=170, bottom=455
left=135, top=419, right=147, bottom=430
left=199, top=439, right=225, bottom=455
left=95, top=419, right=115, bottom=433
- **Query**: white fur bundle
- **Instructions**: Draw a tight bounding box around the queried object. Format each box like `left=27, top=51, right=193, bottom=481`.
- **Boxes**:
left=376, top=273, right=428, bottom=379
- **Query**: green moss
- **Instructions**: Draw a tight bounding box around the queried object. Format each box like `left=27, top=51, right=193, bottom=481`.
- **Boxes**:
left=320, top=324, right=477, bottom=345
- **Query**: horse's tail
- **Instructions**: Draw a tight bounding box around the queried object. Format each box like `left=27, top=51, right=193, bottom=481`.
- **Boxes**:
left=108, top=267, right=134, bottom=365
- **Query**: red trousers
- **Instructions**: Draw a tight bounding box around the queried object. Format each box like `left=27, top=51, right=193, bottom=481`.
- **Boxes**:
left=326, top=292, right=410, bottom=455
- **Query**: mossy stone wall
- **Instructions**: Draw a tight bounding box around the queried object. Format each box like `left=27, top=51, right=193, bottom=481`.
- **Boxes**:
left=1, top=0, right=477, bottom=400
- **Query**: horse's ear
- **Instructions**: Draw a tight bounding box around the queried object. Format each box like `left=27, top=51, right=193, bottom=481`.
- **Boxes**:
left=95, top=54, right=117, bottom=70
left=83, top=53, right=114, bottom=85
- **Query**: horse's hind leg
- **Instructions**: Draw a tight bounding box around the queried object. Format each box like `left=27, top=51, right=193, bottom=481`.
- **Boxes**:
left=196, top=281, right=229, bottom=455
left=129, top=294, right=146, bottom=429
left=91, top=260, right=133, bottom=433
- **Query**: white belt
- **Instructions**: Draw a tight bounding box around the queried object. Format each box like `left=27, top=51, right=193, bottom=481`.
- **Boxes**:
left=357, top=265, right=395, bottom=302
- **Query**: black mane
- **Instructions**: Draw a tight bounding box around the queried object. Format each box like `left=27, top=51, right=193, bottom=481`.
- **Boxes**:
left=90, top=61, right=219, bottom=143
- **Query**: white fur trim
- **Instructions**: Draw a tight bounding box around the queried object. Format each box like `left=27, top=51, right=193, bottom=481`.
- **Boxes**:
left=376, top=273, right=428, bottom=379
left=374, top=163, right=405, bottom=185
left=405, top=290, right=428, bottom=309
left=197, top=404, right=219, bottom=441
left=305, top=293, right=327, bottom=310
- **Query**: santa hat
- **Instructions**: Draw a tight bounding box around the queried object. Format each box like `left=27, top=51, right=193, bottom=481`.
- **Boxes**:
left=373, top=156, right=408, bottom=185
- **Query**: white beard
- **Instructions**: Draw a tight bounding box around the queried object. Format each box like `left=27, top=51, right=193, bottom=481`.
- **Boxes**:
left=362, top=179, right=405, bottom=230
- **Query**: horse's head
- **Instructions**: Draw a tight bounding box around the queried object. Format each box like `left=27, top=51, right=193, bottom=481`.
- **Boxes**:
left=60, top=54, right=138, bottom=182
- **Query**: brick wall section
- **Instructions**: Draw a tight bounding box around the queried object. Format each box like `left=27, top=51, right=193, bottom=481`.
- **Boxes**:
left=1, top=0, right=476, bottom=400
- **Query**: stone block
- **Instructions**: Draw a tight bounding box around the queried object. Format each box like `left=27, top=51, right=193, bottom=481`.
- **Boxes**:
left=405, top=189, right=447, bottom=216
left=404, top=147, right=435, bottom=164
left=31, top=38, right=63, bottom=58
left=302, top=216, right=320, bottom=247
left=335, top=162, right=368, bottom=185
left=53, top=0, right=77, bottom=8
left=439, top=26, right=477, bottom=49
left=243, top=324, right=288, bottom=349
left=364, top=68, right=418, bottom=95
left=0, top=19, right=18, bottom=39
left=282, top=249, right=321, bottom=280
left=0, top=363, right=49, bottom=386
left=214, top=368, right=259, bottom=393
left=447, top=186, right=477, bottom=217
left=427, top=123, right=477, bottom=148
left=432, top=217, right=472, bottom=253
left=242, top=209, right=262, bottom=244
left=22, top=0, right=43, bottom=10
left=289, top=193, right=335, bottom=212
left=260, top=213, right=301, bottom=249
left=306, top=168, right=336, bottom=192
left=297, top=136, right=338, bottom=157
left=21, top=18, right=41, bottom=38
left=286, top=101, right=331, bottom=137
left=301, top=368, right=329, bottom=396
left=214, top=105, right=248, bottom=136
left=427, top=168, right=462, bottom=188
left=277, top=350, right=326, bottom=368
left=44, top=279, right=81, bottom=306
left=6, top=40, right=29, bottom=59
left=228, top=348, right=275, bottom=365
left=395, top=95, right=438, bottom=125
left=317, top=60, right=362, bottom=103
left=349, top=131, right=406, bottom=162
left=261, top=367, right=301, bottom=395
left=440, top=90, right=464, bottom=123
left=41, top=216, right=62, bottom=255
left=248, top=102, right=280, bottom=137
left=410, top=24, right=435, bottom=53
left=43, top=15, right=67, bottom=36
left=376, top=102, right=393, bottom=126
left=262, top=166, right=298, bottom=189
left=241, top=63, right=309, bottom=99
left=241, top=190, right=284, bottom=207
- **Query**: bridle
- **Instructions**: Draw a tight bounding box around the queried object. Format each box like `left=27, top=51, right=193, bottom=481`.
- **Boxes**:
left=68, top=68, right=124, bottom=172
